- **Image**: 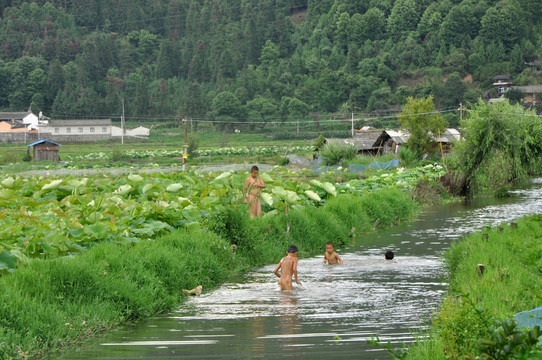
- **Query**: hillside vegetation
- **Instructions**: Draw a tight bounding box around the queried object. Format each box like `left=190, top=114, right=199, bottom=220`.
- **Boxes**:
left=0, top=0, right=541, bottom=127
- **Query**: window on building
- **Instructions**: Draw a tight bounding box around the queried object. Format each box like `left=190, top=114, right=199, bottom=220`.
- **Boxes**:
left=78, top=127, right=83, bottom=133
left=54, top=128, right=59, bottom=133
left=90, top=127, right=95, bottom=133
left=102, top=127, right=107, bottom=133
left=66, top=127, right=71, bottom=133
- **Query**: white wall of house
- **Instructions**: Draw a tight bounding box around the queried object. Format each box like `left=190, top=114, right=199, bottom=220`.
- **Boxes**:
left=22, top=113, right=39, bottom=129
left=41, top=125, right=111, bottom=135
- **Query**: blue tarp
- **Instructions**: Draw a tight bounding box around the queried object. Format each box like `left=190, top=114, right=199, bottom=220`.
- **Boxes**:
left=514, top=306, right=542, bottom=344
left=310, top=158, right=400, bottom=174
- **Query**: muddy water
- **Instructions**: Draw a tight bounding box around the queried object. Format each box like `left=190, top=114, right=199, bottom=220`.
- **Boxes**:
left=59, top=179, right=542, bottom=359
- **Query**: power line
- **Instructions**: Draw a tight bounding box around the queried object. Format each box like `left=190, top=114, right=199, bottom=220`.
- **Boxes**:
left=50, top=108, right=458, bottom=124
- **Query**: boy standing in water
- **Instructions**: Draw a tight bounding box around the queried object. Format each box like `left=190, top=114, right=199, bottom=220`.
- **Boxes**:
left=274, top=245, right=302, bottom=290
left=323, top=242, right=343, bottom=265
left=243, top=165, right=266, bottom=218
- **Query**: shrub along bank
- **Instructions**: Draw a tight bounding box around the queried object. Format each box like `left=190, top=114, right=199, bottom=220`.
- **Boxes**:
left=0, top=189, right=418, bottom=359
left=403, top=215, right=542, bottom=359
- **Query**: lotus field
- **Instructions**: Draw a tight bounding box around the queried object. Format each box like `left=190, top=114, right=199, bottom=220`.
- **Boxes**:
left=69, top=145, right=315, bottom=161
left=0, top=164, right=445, bottom=273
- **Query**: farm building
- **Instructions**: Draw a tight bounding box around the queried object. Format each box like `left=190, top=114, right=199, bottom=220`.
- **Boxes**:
left=373, top=129, right=461, bottom=154
left=0, top=110, right=39, bottom=129
left=27, top=140, right=61, bottom=162
left=39, top=119, right=112, bottom=142
left=326, top=131, right=381, bottom=155
left=509, top=85, right=542, bottom=105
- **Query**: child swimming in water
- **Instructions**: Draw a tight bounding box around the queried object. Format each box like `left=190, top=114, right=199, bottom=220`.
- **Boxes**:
left=273, top=245, right=302, bottom=290
left=323, top=242, right=343, bottom=265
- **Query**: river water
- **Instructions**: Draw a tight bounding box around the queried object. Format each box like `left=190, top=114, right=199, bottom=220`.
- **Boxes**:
left=59, top=179, right=542, bottom=359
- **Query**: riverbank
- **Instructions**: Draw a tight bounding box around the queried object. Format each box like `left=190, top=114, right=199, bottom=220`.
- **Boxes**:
left=404, top=215, right=542, bottom=359
left=0, top=190, right=418, bottom=359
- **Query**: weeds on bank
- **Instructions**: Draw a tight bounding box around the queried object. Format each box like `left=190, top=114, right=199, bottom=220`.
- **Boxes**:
left=384, top=216, right=542, bottom=359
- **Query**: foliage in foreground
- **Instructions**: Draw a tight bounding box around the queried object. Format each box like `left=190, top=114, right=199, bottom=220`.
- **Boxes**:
left=0, top=190, right=418, bottom=359
left=401, top=216, right=542, bottom=359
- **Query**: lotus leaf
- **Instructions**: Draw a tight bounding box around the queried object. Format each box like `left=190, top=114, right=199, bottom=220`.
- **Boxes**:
left=263, top=209, right=279, bottom=218
left=261, top=192, right=273, bottom=206
left=114, top=184, right=133, bottom=195
left=0, top=249, right=17, bottom=272
left=128, top=174, right=144, bottom=182
left=86, top=212, right=104, bottom=224
left=214, top=171, right=232, bottom=181
left=0, top=189, right=13, bottom=200
left=259, top=173, right=273, bottom=183
left=321, top=182, right=337, bottom=197
left=304, top=190, right=322, bottom=202
left=85, top=222, right=110, bottom=238
left=1, top=177, right=15, bottom=188
left=166, top=183, right=183, bottom=192
left=142, top=183, right=154, bottom=193
left=310, top=179, right=323, bottom=188
left=42, top=179, right=63, bottom=190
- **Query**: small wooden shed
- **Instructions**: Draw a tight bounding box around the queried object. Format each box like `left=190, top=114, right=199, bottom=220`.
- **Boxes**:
left=27, top=139, right=61, bottom=162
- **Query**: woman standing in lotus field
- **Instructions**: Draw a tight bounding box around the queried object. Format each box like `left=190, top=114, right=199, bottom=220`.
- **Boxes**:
left=243, top=165, right=266, bottom=218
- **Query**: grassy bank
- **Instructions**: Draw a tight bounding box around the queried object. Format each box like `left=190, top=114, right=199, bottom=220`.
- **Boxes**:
left=0, top=189, right=418, bottom=359
left=403, top=215, right=542, bottom=359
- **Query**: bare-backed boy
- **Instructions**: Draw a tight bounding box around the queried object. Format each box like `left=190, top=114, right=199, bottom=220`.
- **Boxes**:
left=323, top=242, right=343, bottom=265
left=273, top=245, right=302, bottom=290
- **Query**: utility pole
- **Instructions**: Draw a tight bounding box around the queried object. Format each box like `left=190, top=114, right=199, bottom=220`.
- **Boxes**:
left=297, top=120, right=299, bottom=135
left=121, top=97, right=125, bottom=145
left=459, top=103, right=464, bottom=121
left=182, top=118, right=188, bottom=172
left=351, top=111, right=354, bottom=137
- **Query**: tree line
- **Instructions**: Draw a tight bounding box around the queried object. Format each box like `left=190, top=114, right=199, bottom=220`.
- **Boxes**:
left=0, top=0, right=540, bottom=128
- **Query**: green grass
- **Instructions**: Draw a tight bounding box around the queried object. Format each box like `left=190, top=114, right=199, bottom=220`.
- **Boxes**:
left=0, top=189, right=419, bottom=359
left=403, top=216, right=542, bottom=359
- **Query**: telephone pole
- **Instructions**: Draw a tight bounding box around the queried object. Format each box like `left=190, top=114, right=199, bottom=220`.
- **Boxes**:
left=121, top=97, right=125, bottom=145
left=182, top=118, right=188, bottom=172
left=351, top=111, right=354, bottom=137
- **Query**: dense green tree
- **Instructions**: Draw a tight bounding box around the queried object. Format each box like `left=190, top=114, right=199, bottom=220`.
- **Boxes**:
left=479, top=4, right=527, bottom=48
left=399, top=96, right=448, bottom=155
left=211, top=91, right=242, bottom=129
left=245, top=96, right=278, bottom=129
left=0, top=0, right=539, bottom=121
left=387, top=0, right=422, bottom=37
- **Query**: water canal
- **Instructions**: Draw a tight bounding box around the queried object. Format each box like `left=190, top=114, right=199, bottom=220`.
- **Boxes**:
left=59, top=179, right=542, bottom=359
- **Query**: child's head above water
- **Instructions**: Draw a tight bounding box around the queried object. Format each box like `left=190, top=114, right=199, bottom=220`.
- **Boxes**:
left=325, top=242, right=334, bottom=253
left=385, top=250, right=394, bottom=260
left=250, top=165, right=259, bottom=178
left=287, top=245, right=298, bottom=254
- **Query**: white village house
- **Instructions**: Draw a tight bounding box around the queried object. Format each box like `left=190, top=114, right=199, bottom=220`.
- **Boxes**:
left=39, top=119, right=113, bottom=142
left=0, top=110, right=39, bottom=129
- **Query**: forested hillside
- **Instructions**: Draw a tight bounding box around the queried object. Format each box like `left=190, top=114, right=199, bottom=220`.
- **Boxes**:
left=0, top=0, right=540, bottom=126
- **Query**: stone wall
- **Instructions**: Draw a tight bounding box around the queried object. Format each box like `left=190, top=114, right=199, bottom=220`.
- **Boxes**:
left=39, top=134, right=112, bottom=142
left=0, top=132, right=38, bottom=144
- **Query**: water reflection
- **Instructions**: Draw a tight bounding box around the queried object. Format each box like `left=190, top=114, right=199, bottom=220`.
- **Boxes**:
left=59, top=179, right=542, bottom=359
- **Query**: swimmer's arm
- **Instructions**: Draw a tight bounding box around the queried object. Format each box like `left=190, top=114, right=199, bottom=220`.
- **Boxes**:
left=293, top=258, right=302, bottom=286
left=273, top=260, right=282, bottom=278
left=335, top=253, right=343, bottom=264
left=323, top=254, right=328, bottom=264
